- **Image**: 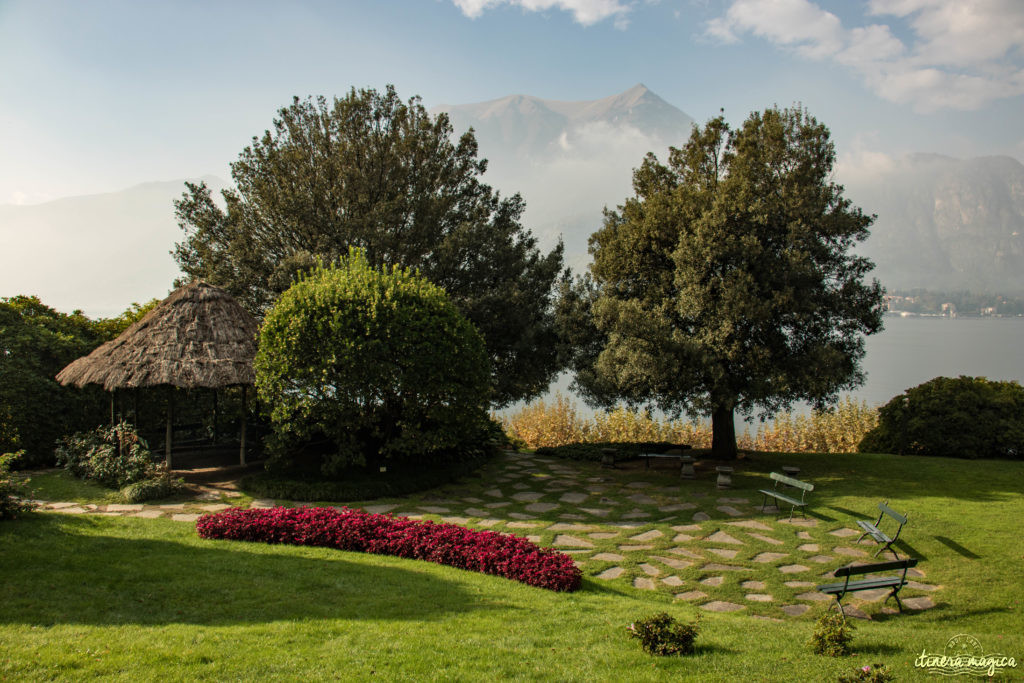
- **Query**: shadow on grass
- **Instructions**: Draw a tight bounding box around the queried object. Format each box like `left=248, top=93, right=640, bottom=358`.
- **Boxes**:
left=933, top=536, right=981, bottom=559
left=825, top=505, right=864, bottom=519
left=854, top=642, right=902, bottom=656
left=893, top=540, right=927, bottom=561
left=0, top=515, right=512, bottom=628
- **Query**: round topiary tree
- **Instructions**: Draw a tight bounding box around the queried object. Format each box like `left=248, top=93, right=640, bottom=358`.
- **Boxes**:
left=255, top=249, right=492, bottom=475
left=858, top=376, right=1024, bottom=459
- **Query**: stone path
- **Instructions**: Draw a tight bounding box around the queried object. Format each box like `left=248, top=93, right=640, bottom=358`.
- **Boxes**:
left=27, top=451, right=941, bottom=620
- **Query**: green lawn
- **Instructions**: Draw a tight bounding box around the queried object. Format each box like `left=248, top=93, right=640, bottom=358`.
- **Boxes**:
left=2, top=451, right=1022, bottom=681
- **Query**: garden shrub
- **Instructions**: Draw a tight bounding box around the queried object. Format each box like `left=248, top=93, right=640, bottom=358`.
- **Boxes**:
left=858, top=376, right=1024, bottom=459
left=120, top=467, right=186, bottom=503
left=811, top=612, right=855, bottom=657
left=837, top=663, right=895, bottom=682
left=196, top=506, right=581, bottom=592
left=0, top=452, right=33, bottom=520
left=627, top=612, right=700, bottom=656
left=255, top=249, right=493, bottom=476
left=55, top=422, right=158, bottom=488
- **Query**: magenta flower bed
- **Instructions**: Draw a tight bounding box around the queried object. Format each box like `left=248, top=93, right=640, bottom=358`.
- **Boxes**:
left=196, top=506, right=582, bottom=592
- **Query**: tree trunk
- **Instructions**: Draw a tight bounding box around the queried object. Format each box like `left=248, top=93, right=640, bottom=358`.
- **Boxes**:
left=711, top=403, right=737, bottom=460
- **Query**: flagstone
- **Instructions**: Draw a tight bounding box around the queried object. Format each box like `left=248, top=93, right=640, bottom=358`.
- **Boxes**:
left=828, top=527, right=860, bottom=537
left=461, top=497, right=483, bottom=504
left=702, top=563, right=751, bottom=572
left=833, top=546, right=869, bottom=557
left=159, top=503, right=186, bottom=510
left=902, top=596, right=935, bottom=610
left=507, top=513, right=537, bottom=520
left=560, top=492, right=588, bottom=504
left=553, top=535, right=594, bottom=547
left=628, top=493, right=658, bottom=505
left=507, top=521, right=542, bottom=528
left=394, top=512, right=421, bottom=518
left=778, top=564, right=811, bottom=574
left=589, top=532, right=619, bottom=540
left=843, top=605, right=872, bottom=620
left=707, top=548, right=739, bottom=559
left=595, top=567, right=624, bottom=580
left=610, top=522, right=645, bottom=528
left=633, top=577, right=657, bottom=590
left=592, top=553, right=625, bottom=562
left=511, top=491, right=543, bottom=502
left=651, top=555, right=693, bottom=571
left=795, top=591, right=831, bottom=602
left=548, top=522, right=599, bottom=532
left=639, top=563, right=661, bottom=576
left=716, top=506, right=744, bottom=517
left=784, top=581, right=815, bottom=588
left=700, top=601, right=745, bottom=612
left=906, top=580, right=939, bottom=591
left=659, top=503, right=697, bottom=512
left=48, top=502, right=78, bottom=509
left=752, top=552, right=788, bottom=563
left=747, top=533, right=784, bottom=546
left=618, top=544, right=655, bottom=551
left=672, top=534, right=696, bottom=542
left=852, top=588, right=890, bottom=602
left=780, top=604, right=810, bottom=616
left=483, top=501, right=511, bottom=509
left=171, top=513, right=201, bottom=522
left=525, top=503, right=559, bottom=513
left=717, top=497, right=749, bottom=504
left=105, top=504, right=144, bottom=512
left=741, top=580, right=766, bottom=590
left=418, top=505, right=450, bottom=514
left=699, top=576, right=725, bottom=587
left=672, top=524, right=703, bottom=532
left=580, top=508, right=611, bottom=517
left=705, top=530, right=744, bottom=544
left=907, top=567, right=925, bottom=578
left=745, top=593, right=773, bottom=602
left=132, top=509, right=165, bottom=519
left=692, top=512, right=711, bottom=521
left=599, top=497, right=618, bottom=505
left=780, top=518, right=817, bottom=527
left=797, top=531, right=813, bottom=540
left=626, top=481, right=653, bottom=489
left=484, top=489, right=504, bottom=497
left=807, top=555, right=834, bottom=564
left=526, top=535, right=541, bottom=543
left=666, top=547, right=704, bottom=560
left=360, top=503, right=396, bottom=514
left=797, top=543, right=819, bottom=552
left=464, top=508, right=491, bottom=517
left=622, top=511, right=653, bottom=519
left=727, top=520, right=773, bottom=531
left=474, top=519, right=502, bottom=527
left=675, top=590, right=707, bottom=601
left=629, top=529, right=664, bottom=542
left=441, top=516, right=469, bottom=525
left=662, top=576, right=685, bottom=587
left=95, top=511, right=122, bottom=516
left=199, top=504, right=231, bottom=512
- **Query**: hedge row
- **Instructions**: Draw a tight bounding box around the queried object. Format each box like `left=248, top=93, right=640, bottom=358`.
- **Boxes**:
left=196, top=506, right=581, bottom=592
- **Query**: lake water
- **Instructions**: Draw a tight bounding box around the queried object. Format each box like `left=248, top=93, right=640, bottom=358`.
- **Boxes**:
left=514, top=315, right=1024, bottom=419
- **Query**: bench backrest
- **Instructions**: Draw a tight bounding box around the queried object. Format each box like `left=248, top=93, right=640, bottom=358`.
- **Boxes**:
left=878, top=501, right=908, bottom=525
left=832, top=558, right=918, bottom=578
left=769, top=471, right=813, bottom=491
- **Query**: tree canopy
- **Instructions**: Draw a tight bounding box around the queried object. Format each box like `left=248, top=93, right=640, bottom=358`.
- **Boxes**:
left=559, top=106, right=885, bottom=459
left=174, top=85, right=564, bottom=406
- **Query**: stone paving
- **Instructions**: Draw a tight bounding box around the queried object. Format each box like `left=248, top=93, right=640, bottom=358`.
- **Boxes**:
left=27, top=450, right=941, bottom=620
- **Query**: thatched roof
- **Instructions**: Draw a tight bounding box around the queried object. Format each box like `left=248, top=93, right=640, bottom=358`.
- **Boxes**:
left=57, top=281, right=258, bottom=390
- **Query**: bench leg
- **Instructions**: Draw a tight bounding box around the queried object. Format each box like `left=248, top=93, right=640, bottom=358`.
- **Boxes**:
left=886, top=588, right=904, bottom=612
left=830, top=596, right=848, bottom=622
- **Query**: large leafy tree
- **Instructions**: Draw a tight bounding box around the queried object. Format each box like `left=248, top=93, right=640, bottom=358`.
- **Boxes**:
left=174, top=86, right=564, bottom=406
left=560, top=106, right=885, bottom=459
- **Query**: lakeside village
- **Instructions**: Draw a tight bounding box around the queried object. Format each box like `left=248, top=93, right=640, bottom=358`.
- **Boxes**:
left=885, top=292, right=1024, bottom=317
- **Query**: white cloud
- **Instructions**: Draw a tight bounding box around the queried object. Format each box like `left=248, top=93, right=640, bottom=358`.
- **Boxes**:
left=707, top=0, right=1024, bottom=111
left=451, top=0, right=632, bottom=27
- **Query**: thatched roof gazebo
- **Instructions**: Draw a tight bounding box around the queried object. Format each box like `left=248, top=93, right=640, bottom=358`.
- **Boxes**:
left=56, top=281, right=259, bottom=467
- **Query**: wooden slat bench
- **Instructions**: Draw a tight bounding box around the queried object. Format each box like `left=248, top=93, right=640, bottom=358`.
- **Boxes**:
left=758, top=472, right=813, bottom=520
left=817, top=558, right=919, bottom=621
left=857, top=501, right=908, bottom=559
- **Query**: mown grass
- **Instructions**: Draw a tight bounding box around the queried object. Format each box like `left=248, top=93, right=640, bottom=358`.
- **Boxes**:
left=2, top=451, right=1022, bottom=681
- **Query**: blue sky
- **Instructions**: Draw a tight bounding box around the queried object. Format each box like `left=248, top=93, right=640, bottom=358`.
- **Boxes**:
left=1, top=0, right=1022, bottom=204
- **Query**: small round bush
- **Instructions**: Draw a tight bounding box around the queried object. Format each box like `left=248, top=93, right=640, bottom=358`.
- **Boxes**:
left=255, top=249, right=492, bottom=475
left=858, top=376, right=1024, bottom=459
left=0, top=452, right=33, bottom=520
left=810, top=611, right=854, bottom=657
left=627, top=612, right=700, bottom=656
left=55, top=422, right=157, bottom=488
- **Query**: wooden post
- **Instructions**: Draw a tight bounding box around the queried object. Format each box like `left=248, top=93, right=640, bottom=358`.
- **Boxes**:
left=239, top=385, right=247, bottom=466
left=110, top=392, right=116, bottom=427
left=165, top=388, right=174, bottom=469
left=132, top=389, right=139, bottom=427
left=212, top=389, right=219, bottom=444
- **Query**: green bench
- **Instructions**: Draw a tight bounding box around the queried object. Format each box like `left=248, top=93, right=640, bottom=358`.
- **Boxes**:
left=758, top=472, right=813, bottom=520
left=857, top=501, right=908, bottom=559
left=817, top=558, right=919, bottom=621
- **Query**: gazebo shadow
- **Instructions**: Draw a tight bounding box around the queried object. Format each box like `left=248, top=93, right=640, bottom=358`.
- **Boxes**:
left=3, top=516, right=503, bottom=627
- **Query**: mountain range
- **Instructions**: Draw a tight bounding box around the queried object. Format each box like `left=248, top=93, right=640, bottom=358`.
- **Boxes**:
left=3, top=85, right=1023, bottom=318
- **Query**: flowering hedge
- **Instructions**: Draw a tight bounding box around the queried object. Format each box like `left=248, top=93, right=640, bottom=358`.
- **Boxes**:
left=196, top=506, right=581, bottom=592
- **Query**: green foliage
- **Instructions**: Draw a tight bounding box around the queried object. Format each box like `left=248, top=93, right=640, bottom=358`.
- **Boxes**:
left=240, top=452, right=492, bottom=502
left=811, top=612, right=855, bottom=657
left=626, top=612, right=699, bottom=656
left=89, top=299, right=161, bottom=339
left=255, top=249, right=492, bottom=476
left=119, top=469, right=185, bottom=503
left=55, top=422, right=159, bottom=489
left=559, top=106, right=884, bottom=459
left=858, top=376, right=1024, bottom=459
left=0, top=452, right=33, bottom=520
left=174, top=85, right=564, bottom=406
left=0, top=296, right=109, bottom=465
left=837, top=663, right=895, bottom=682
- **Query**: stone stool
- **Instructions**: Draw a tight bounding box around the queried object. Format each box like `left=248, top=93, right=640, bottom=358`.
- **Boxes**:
left=782, top=466, right=800, bottom=477
left=716, top=465, right=734, bottom=489
left=680, top=455, right=696, bottom=480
